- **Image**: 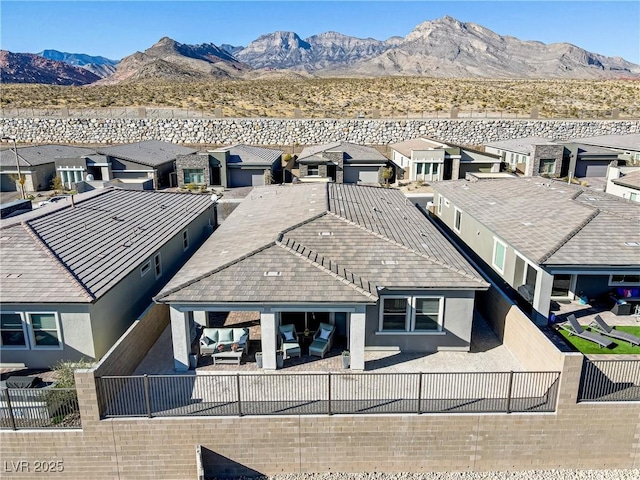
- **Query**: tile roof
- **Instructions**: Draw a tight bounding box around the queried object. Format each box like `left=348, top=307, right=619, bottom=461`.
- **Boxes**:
left=484, top=137, right=553, bottom=154
left=155, top=183, right=487, bottom=305
left=214, top=144, right=282, bottom=167
left=567, top=134, right=640, bottom=151
left=390, top=138, right=450, bottom=158
left=0, top=188, right=213, bottom=304
left=0, top=145, right=96, bottom=168
left=298, top=142, right=388, bottom=163
left=612, top=170, right=640, bottom=190
left=96, top=140, right=196, bottom=167
left=567, top=143, right=619, bottom=156
left=432, top=178, right=640, bottom=267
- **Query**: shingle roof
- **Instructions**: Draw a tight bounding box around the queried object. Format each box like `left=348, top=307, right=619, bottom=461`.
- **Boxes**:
left=298, top=142, right=388, bottom=163
left=0, top=145, right=96, bottom=168
left=390, top=138, right=449, bottom=158
left=96, top=140, right=196, bottom=167
left=568, top=134, right=640, bottom=151
left=155, top=183, right=487, bottom=305
left=432, top=178, right=640, bottom=267
left=484, top=137, right=553, bottom=154
left=214, top=144, right=282, bottom=167
left=0, top=188, right=213, bottom=304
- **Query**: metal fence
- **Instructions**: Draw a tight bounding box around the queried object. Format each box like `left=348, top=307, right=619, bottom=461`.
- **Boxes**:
left=578, top=359, right=640, bottom=402
left=96, top=371, right=560, bottom=418
left=0, top=387, right=81, bottom=430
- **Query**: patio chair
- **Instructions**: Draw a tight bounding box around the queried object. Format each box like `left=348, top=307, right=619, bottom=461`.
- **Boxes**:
left=309, top=322, right=335, bottom=358
left=589, top=315, right=640, bottom=347
left=279, top=324, right=301, bottom=359
left=559, top=314, right=614, bottom=349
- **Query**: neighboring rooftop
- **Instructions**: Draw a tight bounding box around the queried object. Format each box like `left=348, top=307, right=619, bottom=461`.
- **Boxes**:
left=484, top=137, right=553, bottom=154
left=0, top=145, right=96, bottom=168
left=213, top=144, right=283, bottom=166
left=389, top=138, right=450, bottom=158
left=568, top=134, right=640, bottom=151
left=298, top=141, right=388, bottom=163
left=156, top=183, right=487, bottom=304
left=96, top=140, right=196, bottom=167
left=0, top=188, right=213, bottom=304
left=432, top=177, right=640, bottom=267
left=565, top=143, right=620, bottom=156
left=612, top=169, right=640, bottom=190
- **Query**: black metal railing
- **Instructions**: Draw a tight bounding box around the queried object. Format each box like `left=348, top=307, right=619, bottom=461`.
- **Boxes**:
left=578, top=359, right=640, bottom=402
left=0, top=387, right=81, bottom=430
left=96, top=371, right=560, bottom=419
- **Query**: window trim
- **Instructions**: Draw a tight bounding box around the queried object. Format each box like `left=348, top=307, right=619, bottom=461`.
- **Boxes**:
left=609, top=274, right=640, bottom=286
left=453, top=207, right=462, bottom=233
left=25, top=312, right=63, bottom=351
left=378, top=295, right=445, bottom=334
left=182, top=229, right=189, bottom=252
left=437, top=195, right=443, bottom=215
left=140, top=260, right=151, bottom=277
left=154, top=253, right=162, bottom=279
left=0, top=311, right=29, bottom=350
left=307, top=164, right=320, bottom=176
left=492, top=237, right=507, bottom=275
left=183, top=168, right=205, bottom=185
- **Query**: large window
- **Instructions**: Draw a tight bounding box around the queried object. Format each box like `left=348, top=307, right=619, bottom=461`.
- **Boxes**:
left=28, top=313, right=61, bottom=348
left=539, top=159, right=556, bottom=175
left=183, top=168, right=205, bottom=184
left=492, top=238, right=507, bottom=274
left=609, top=274, right=640, bottom=286
left=379, top=296, right=444, bottom=333
left=154, top=253, right=162, bottom=279
left=307, top=164, right=320, bottom=176
left=454, top=207, right=462, bottom=232
left=1, top=312, right=27, bottom=349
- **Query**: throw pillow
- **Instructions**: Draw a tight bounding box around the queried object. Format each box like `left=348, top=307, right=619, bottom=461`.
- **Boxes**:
left=319, top=327, right=331, bottom=341
left=202, top=336, right=212, bottom=346
left=218, top=329, right=233, bottom=343
left=283, top=331, right=295, bottom=342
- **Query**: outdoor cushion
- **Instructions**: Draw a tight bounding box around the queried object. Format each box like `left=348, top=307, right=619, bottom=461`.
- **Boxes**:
left=283, top=330, right=296, bottom=342
left=202, top=335, right=213, bottom=346
left=319, top=327, right=332, bottom=341
left=202, top=329, right=218, bottom=343
left=218, top=329, right=234, bottom=343
left=233, top=329, right=247, bottom=342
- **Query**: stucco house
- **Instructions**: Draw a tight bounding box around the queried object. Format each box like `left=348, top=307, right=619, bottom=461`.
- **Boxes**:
left=175, top=144, right=283, bottom=189
left=0, top=145, right=96, bottom=193
left=432, top=177, right=640, bottom=325
left=567, top=133, right=640, bottom=164
left=560, top=143, right=620, bottom=178
left=155, top=183, right=489, bottom=372
left=0, top=188, right=215, bottom=368
left=484, top=137, right=564, bottom=177
left=606, top=166, right=640, bottom=202
left=296, top=142, right=399, bottom=184
left=390, top=137, right=501, bottom=182
left=95, top=140, right=197, bottom=189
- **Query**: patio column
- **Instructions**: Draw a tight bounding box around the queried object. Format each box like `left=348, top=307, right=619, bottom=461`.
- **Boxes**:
left=533, top=269, right=554, bottom=326
left=260, top=312, right=277, bottom=370
left=171, top=307, right=191, bottom=372
left=349, top=311, right=366, bottom=371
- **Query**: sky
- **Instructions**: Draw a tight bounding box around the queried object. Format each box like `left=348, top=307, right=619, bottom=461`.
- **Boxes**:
left=1, top=1, right=639, bottom=64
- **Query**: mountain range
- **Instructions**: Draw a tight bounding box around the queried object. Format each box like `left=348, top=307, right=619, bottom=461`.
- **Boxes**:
left=1, top=16, right=638, bottom=85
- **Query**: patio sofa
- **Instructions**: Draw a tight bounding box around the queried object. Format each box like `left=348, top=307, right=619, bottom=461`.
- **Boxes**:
left=200, top=327, right=249, bottom=355
left=609, top=287, right=640, bottom=316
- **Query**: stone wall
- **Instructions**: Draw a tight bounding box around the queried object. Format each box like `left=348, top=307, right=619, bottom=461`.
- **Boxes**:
left=1, top=118, right=637, bottom=146
left=176, top=153, right=209, bottom=188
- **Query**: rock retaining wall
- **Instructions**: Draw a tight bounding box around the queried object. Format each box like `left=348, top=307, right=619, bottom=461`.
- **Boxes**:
left=1, top=118, right=638, bottom=146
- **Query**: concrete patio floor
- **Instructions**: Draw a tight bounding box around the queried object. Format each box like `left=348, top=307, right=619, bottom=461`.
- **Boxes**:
left=134, top=312, right=524, bottom=375
left=550, top=299, right=640, bottom=327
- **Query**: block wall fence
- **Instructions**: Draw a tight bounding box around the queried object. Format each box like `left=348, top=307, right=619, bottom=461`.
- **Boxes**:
left=2, top=289, right=639, bottom=478
left=1, top=118, right=638, bottom=147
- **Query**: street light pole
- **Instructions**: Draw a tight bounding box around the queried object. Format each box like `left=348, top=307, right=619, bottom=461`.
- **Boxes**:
left=1, top=136, right=24, bottom=199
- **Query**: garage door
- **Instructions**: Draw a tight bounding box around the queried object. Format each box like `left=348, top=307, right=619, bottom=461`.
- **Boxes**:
left=0, top=174, right=17, bottom=192
left=229, top=169, right=265, bottom=188
left=343, top=166, right=380, bottom=184
left=574, top=161, right=608, bottom=178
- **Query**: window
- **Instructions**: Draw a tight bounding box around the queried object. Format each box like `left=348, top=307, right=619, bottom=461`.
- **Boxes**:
left=154, top=253, right=162, bottom=278
left=183, top=168, right=205, bottom=184
left=432, top=163, right=439, bottom=178
left=1, top=312, right=27, bottom=349
left=307, top=164, right=319, bottom=176
left=437, top=195, right=443, bottom=215
left=416, top=163, right=423, bottom=175
left=539, top=159, right=556, bottom=175
left=609, top=274, right=640, bottom=286
left=27, top=313, right=61, bottom=349
left=630, top=192, right=639, bottom=203
left=379, top=296, right=444, bottom=333
left=492, top=238, right=507, bottom=274
left=454, top=207, right=462, bottom=232
left=140, top=260, right=151, bottom=277
left=182, top=229, right=189, bottom=251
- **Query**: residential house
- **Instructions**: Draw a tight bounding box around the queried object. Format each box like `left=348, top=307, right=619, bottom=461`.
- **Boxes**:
left=560, top=142, right=620, bottom=178
left=484, top=137, right=564, bottom=177
left=432, top=177, right=640, bottom=324
left=175, top=144, right=283, bottom=189
left=567, top=133, right=640, bottom=164
left=296, top=142, right=399, bottom=184
left=605, top=165, right=640, bottom=202
left=154, top=183, right=489, bottom=371
left=0, top=188, right=215, bottom=368
left=96, top=140, right=197, bottom=189
left=0, top=145, right=96, bottom=193
left=390, top=137, right=501, bottom=182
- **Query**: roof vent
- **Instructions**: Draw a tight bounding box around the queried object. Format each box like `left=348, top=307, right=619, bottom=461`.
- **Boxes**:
left=264, top=271, right=282, bottom=277
left=487, top=201, right=496, bottom=205
left=624, top=242, right=640, bottom=247
left=112, top=215, right=124, bottom=222
left=319, top=232, right=333, bottom=236
left=381, top=260, right=398, bottom=265
left=522, top=222, right=534, bottom=226
left=4, top=273, right=22, bottom=279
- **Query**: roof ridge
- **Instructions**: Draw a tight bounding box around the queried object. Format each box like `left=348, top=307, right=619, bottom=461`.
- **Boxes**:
left=21, top=222, right=95, bottom=301
left=154, top=242, right=277, bottom=302
left=538, top=209, right=601, bottom=264
left=326, top=211, right=486, bottom=285
left=276, top=238, right=378, bottom=300
left=572, top=186, right=637, bottom=220
left=277, top=211, right=328, bottom=239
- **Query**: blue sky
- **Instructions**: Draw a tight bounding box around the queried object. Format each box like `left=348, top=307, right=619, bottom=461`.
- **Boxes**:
left=1, top=1, right=638, bottom=63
